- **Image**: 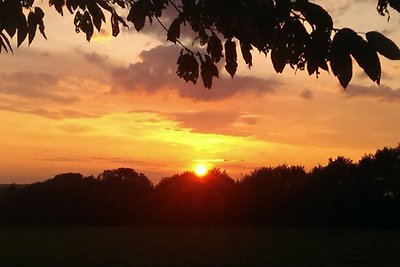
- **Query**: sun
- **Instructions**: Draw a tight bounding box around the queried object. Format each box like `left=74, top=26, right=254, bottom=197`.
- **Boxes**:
left=194, top=164, right=208, bottom=177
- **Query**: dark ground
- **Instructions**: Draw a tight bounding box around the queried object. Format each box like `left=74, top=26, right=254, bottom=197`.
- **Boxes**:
left=0, top=226, right=399, bottom=266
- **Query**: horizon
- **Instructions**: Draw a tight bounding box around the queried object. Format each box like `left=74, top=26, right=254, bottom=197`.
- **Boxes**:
left=1, top=1, right=399, bottom=184
left=2, top=143, right=399, bottom=185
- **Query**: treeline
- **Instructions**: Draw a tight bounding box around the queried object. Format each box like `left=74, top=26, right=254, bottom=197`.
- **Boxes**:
left=1, top=145, right=400, bottom=227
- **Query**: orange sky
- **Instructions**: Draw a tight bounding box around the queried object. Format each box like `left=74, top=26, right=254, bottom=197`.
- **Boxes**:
left=0, top=0, right=399, bottom=184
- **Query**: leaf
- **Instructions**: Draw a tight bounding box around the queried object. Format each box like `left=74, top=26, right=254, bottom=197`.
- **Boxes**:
left=350, top=35, right=381, bottom=84
left=127, top=0, right=151, bottom=32
left=389, top=0, right=400, bottom=12
left=153, top=0, right=168, bottom=17
left=240, top=41, right=252, bottom=67
left=82, top=11, right=94, bottom=41
left=88, top=2, right=105, bottom=32
left=0, top=34, right=9, bottom=53
left=49, top=0, right=64, bottom=16
left=0, top=33, right=13, bottom=53
left=330, top=28, right=353, bottom=88
left=17, top=12, right=28, bottom=47
left=207, top=35, right=223, bottom=63
left=366, top=31, right=400, bottom=60
left=97, top=0, right=113, bottom=13
left=224, top=39, right=238, bottom=78
left=306, top=31, right=330, bottom=76
left=34, top=7, right=45, bottom=20
left=111, top=13, right=120, bottom=37
left=296, top=1, right=333, bottom=34
left=167, top=18, right=181, bottom=44
left=114, top=0, right=126, bottom=8
left=38, top=20, right=47, bottom=40
left=66, top=0, right=79, bottom=14
left=34, top=7, right=47, bottom=40
left=117, top=15, right=129, bottom=28
left=5, top=22, right=17, bottom=38
left=22, top=0, right=35, bottom=8
left=176, top=52, right=199, bottom=84
left=276, top=0, right=291, bottom=20
left=27, top=12, right=38, bottom=45
left=198, top=29, right=209, bottom=46
left=74, top=10, right=83, bottom=33
left=271, top=27, right=289, bottom=73
left=200, top=55, right=219, bottom=89
left=284, top=19, right=309, bottom=68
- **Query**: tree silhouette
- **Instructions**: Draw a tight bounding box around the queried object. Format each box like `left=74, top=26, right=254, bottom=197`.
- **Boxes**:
left=1, top=0, right=400, bottom=89
left=1, top=145, right=400, bottom=226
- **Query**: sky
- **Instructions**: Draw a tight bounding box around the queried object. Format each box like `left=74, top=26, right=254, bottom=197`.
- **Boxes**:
left=0, top=0, right=399, bottom=184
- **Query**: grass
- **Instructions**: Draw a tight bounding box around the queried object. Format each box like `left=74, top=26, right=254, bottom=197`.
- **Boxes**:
left=0, top=226, right=399, bottom=266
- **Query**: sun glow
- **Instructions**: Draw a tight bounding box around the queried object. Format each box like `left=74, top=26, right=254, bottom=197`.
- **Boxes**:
left=194, top=164, right=208, bottom=177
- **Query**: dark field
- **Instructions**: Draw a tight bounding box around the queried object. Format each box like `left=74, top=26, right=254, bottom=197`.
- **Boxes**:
left=0, top=226, right=399, bottom=266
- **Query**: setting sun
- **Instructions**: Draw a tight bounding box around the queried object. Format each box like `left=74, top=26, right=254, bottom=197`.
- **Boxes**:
left=194, top=164, right=208, bottom=177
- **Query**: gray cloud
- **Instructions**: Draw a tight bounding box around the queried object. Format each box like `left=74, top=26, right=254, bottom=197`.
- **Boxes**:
left=0, top=103, right=98, bottom=120
left=34, top=156, right=144, bottom=165
left=299, top=89, right=314, bottom=100
left=346, top=84, right=400, bottom=101
left=110, top=45, right=279, bottom=101
left=167, top=110, right=260, bottom=136
left=0, top=71, right=80, bottom=103
left=169, top=110, right=241, bottom=134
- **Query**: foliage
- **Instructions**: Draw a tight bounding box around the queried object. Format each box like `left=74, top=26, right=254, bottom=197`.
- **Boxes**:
left=1, top=0, right=399, bottom=89
left=1, top=145, right=400, bottom=227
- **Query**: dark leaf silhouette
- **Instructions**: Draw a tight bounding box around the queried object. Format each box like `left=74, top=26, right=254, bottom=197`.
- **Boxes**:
left=114, top=0, right=126, bottom=9
left=200, top=55, right=219, bottom=89
left=66, top=0, right=78, bottom=14
left=88, top=2, right=105, bottom=32
left=240, top=42, right=252, bottom=67
left=97, top=0, right=113, bottom=13
left=389, top=0, right=400, bottom=12
left=296, top=1, right=333, bottom=34
left=207, top=35, right=223, bottom=63
left=366, top=31, right=400, bottom=60
left=330, top=29, right=353, bottom=88
left=110, top=13, right=128, bottom=37
left=49, top=0, right=64, bottom=16
left=271, top=26, right=289, bottom=73
left=80, top=11, right=94, bottom=41
left=306, top=31, right=330, bottom=76
left=176, top=51, right=199, bottom=84
left=111, top=13, right=120, bottom=37
left=35, top=7, right=47, bottom=40
left=0, top=34, right=10, bottom=53
left=167, top=18, right=181, bottom=44
left=224, top=39, right=238, bottom=78
left=17, top=12, right=28, bottom=47
left=27, top=12, right=38, bottom=45
left=0, top=0, right=399, bottom=89
left=127, top=0, right=151, bottom=32
left=350, top=34, right=381, bottom=84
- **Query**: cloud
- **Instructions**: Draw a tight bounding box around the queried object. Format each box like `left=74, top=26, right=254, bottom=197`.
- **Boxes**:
left=76, top=50, right=109, bottom=65
left=167, top=110, right=259, bottom=136
left=299, top=89, right=313, bottom=100
left=356, top=69, right=395, bottom=81
left=0, top=71, right=80, bottom=103
left=34, top=156, right=144, bottom=165
left=0, top=103, right=98, bottom=120
left=110, top=45, right=279, bottom=101
left=346, top=84, right=400, bottom=101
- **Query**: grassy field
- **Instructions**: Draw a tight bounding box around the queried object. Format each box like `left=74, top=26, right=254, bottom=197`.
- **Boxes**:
left=0, top=226, right=399, bottom=266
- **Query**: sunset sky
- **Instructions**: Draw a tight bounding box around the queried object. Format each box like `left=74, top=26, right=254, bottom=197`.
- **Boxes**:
left=0, top=0, right=399, bottom=184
